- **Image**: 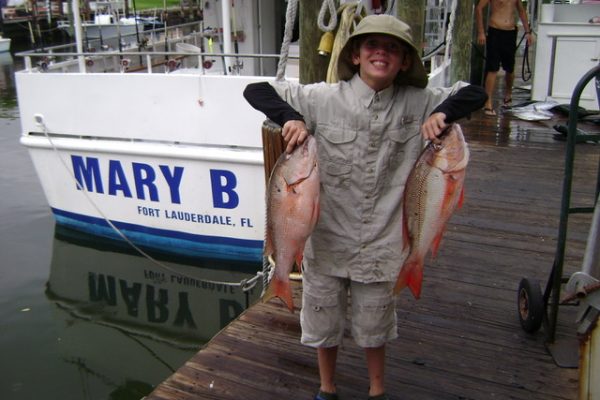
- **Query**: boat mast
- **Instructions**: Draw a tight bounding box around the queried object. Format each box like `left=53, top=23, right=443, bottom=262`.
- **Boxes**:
left=71, top=0, right=86, bottom=71
left=220, top=0, right=232, bottom=74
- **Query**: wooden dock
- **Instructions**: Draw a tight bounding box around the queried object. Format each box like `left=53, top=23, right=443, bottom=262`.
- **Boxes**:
left=145, top=84, right=599, bottom=399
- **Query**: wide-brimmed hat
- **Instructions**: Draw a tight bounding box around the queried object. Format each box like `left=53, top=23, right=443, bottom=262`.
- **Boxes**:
left=337, top=14, right=428, bottom=88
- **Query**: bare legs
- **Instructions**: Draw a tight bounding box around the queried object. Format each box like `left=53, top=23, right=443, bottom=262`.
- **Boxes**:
left=318, top=346, right=338, bottom=394
left=484, top=70, right=515, bottom=111
left=504, top=71, right=514, bottom=103
left=317, top=345, right=386, bottom=397
left=366, top=345, right=386, bottom=397
left=483, top=70, right=498, bottom=111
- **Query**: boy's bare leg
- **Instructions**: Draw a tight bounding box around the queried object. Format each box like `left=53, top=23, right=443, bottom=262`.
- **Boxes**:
left=366, top=345, right=386, bottom=397
left=504, top=71, right=515, bottom=103
left=318, top=346, right=338, bottom=394
left=484, top=71, right=498, bottom=110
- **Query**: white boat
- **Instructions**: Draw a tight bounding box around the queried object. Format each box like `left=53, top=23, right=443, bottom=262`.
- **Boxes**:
left=16, top=0, right=454, bottom=264
left=17, top=1, right=284, bottom=263
left=57, top=14, right=144, bottom=43
left=57, top=0, right=146, bottom=45
left=0, top=36, right=10, bottom=53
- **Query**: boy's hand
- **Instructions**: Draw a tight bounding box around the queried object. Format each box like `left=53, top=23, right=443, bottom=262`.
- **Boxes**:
left=421, top=112, right=447, bottom=142
left=477, top=32, right=486, bottom=46
left=282, top=120, right=309, bottom=154
left=526, top=32, right=534, bottom=46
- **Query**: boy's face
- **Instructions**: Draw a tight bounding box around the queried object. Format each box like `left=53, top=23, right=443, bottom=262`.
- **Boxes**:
left=352, top=34, right=411, bottom=92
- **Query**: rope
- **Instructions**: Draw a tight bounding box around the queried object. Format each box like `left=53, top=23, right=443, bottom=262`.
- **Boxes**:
left=275, top=0, right=298, bottom=81
left=326, top=2, right=366, bottom=83
left=34, top=115, right=263, bottom=293
left=317, top=0, right=337, bottom=32
left=517, top=31, right=532, bottom=82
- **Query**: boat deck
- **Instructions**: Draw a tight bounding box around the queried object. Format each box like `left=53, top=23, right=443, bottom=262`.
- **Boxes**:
left=144, top=76, right=600, bottom=400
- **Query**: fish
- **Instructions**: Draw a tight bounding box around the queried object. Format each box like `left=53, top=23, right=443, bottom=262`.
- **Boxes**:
left=395, top=123, right=469, bottom=299
left=263, top=135, right=320, bottom=312
left=508, top=100, right=558, bottom=121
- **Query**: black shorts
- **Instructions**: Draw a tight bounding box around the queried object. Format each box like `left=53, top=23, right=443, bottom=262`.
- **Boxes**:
left=485, top=27, right=518, bottom=73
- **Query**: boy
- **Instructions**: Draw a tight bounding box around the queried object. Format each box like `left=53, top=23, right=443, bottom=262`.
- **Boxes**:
left=476, top=0, right=534, bottom=116
left=244, top=14, right=486, bottom=400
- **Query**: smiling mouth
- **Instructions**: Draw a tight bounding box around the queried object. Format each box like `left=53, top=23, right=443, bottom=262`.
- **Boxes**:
left=372, top=60, right=388, bottom=67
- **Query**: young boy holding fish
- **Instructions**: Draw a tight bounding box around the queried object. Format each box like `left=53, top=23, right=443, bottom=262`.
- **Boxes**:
left=244, top=14, right=486, bottom=400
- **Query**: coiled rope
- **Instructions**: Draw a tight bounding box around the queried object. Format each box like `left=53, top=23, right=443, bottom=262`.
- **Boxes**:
left=326, top=2, right=366, bottom=83
left=35, top=115, right=263, bottom=293
left=275, top=0, right=299, bottom=81
left=317, top=0, right=338, bottom=32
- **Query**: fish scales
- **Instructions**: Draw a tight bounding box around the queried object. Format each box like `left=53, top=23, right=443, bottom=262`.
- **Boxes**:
left=396, top=123, right=469, bottom=299
left=263, top=136, right=320, bottom=312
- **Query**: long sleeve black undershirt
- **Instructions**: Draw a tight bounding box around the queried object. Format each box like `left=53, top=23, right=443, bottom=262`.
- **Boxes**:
left=243, top=81, right=487, bottom=127
left=431, top=84, right=487, bottom=122
left=243, top=82, right=305, bottom=126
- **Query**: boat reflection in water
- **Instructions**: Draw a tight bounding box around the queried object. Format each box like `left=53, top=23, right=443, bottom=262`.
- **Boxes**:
left=45, top=225, right=262, bottom=398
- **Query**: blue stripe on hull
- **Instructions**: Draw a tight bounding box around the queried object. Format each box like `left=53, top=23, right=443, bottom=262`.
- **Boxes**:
left=51, top=208, right=263, bottom=262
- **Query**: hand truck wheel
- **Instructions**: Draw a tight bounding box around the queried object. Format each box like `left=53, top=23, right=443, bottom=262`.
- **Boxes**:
left=517, top=278, right=544, bottom=333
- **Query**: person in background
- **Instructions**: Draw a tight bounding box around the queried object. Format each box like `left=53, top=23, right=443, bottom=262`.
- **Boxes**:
left=244, top=14, right=486, bottom=400
left=476, top=0, right=534, bottom=116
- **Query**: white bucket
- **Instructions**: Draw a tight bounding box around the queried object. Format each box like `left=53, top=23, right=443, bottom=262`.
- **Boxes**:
left=94, top=14, right=113, bottom=25
left=176, top=43, right=201, bottom=54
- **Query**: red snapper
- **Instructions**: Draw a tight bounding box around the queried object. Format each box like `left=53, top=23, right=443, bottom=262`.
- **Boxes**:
left=395, top=123, right=469, bottom=299
left=263, top=136, right=320, bottom=312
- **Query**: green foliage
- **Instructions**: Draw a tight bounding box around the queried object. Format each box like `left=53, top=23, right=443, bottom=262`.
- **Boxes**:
left=132, top=0, right=183, bottom=10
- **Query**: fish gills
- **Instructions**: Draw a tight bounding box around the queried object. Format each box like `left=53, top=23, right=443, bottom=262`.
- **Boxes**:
left=263, top=136, right=320, bottom=312
left=395, top=123, right=469, bottom=299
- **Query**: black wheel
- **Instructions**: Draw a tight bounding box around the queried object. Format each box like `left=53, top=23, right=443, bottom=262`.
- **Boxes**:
left=517, top=278, right=545, bottom=333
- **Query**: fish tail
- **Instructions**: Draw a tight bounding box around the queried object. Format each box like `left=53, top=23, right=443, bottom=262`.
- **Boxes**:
left=394, top=257, right=424, bottom=299
left=262, top=275, right=294, bottom=313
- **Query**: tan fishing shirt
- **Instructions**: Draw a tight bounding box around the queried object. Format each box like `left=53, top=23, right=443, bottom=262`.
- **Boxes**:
left=271, top=74, right=465, bottom=283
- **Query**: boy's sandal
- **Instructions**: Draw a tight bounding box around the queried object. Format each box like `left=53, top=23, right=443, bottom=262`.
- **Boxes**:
left=368, top=394, right=389, bottom=400
left=315, top=390, right=339, bottom=400
left=502, top=98, right=512, bottom=108
left=484, top=107, right=497, bottom=117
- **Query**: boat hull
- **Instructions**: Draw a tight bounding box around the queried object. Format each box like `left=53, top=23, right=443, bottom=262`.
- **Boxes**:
left=17, top=72, right=272, bottom=262
left=22, top=135, right=266, bottom=261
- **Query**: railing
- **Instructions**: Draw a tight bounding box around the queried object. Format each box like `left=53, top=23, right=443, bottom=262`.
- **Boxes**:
left=16, top=48, right=287, bottom=75
left=15, top=20, right=295, bottom=76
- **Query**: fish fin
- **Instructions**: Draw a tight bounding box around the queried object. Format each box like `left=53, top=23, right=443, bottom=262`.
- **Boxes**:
left=394, top=257, right=423, bottom=299
left=262, top=275, right=294, bottom=313
left=457, top=185, right=465, bottom=209
left=402, top=210, right=411, bottom=251
left=313, top=197, right=321, bottom=226
left=294, top=252, right=304, bottom=273
left=429, top=178, right=463, bottom=258
left=430, top=229, right=446, bottom=259
left=264, top=234, right=274, bottom=258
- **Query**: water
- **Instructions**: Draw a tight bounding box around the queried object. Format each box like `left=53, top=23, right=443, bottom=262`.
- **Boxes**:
left=0, top=51, right=262, bottom=399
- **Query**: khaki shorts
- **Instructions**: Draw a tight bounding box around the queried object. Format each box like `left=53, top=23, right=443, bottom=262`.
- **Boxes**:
left=300, top=266, right=398, bottom=348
